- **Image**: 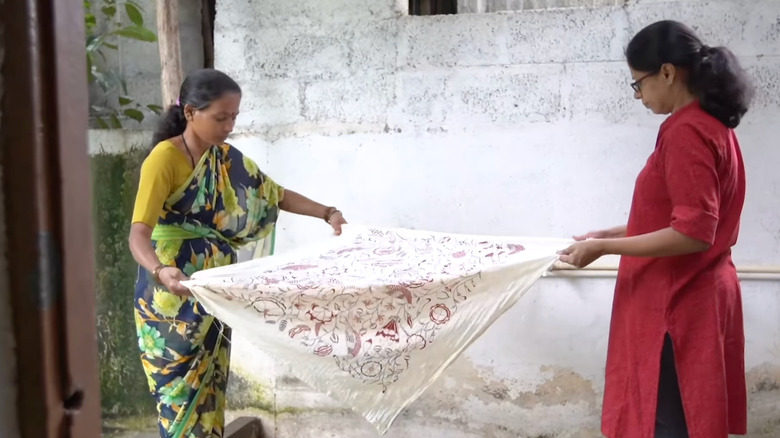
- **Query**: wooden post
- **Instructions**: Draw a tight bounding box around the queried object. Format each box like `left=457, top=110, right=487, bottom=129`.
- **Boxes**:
left=202, top=0, right=215, bottom=68
left=3, top=0, right=102, bottom=436
left=156, top=0, right=183, bottom=107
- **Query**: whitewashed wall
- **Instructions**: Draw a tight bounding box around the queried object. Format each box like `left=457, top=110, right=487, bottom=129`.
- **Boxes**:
left=215, top=0, right=780, bottom=436
left=458, top=0, right=625, bottom=14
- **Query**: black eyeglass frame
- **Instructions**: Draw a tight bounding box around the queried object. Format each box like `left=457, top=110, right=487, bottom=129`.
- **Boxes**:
left=630, top=70, right=659, bottom=93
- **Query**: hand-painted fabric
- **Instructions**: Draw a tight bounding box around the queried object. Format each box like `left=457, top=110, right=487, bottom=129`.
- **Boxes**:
left=134, top=143, right=283, bottom=438
left=183, top=226, right=566, bottom=434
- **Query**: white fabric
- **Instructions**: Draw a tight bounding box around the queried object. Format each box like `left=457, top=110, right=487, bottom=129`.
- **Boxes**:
left=182, top=226, right=568, bottom=434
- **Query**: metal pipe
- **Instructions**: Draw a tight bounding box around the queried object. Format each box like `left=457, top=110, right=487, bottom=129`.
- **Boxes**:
left=548, top=263, right=780, bottom=281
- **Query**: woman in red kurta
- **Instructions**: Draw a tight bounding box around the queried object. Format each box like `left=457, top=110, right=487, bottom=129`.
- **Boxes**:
left=559, top=21, right=753, bottom=438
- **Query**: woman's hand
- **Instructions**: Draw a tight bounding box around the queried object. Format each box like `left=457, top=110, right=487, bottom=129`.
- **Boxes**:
left=158, top=267, right=192, bottom=297
left=558, top=239, right=606, bottom=268
left=328, top=211, right=347, bottom=236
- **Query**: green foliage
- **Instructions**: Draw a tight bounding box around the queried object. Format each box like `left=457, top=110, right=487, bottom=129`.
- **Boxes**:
left=85, top=0, right=162, bottom=128
left=91, top=147, right=156, bottom=417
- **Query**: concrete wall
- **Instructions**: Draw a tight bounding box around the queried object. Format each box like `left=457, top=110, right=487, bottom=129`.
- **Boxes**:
left=88, top=128, right=153, bottom=155
left=0, top=0, right=21, bottom=435
left=211, top=1, right=780, bottom=437
left=458, top=0, right=625, bottom=14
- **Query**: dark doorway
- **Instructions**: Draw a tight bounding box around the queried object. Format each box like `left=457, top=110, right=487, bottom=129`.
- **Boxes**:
left=409, top=0, right=458, bottom=15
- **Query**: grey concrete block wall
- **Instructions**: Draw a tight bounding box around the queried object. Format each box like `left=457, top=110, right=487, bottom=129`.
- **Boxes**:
left=304, top=73, right=395, bottom=125
left=505, top=7, right=629, bottom=63
left=351, top=20, right=400, bottom=72
left=247, top=27, right=353, bottom=80
left=237, top=78, right=303, bottom=129
left=215, top=0, right=405, bottom=29
left=459, top=0, right=626, bottom=13
left=217, top=0, right=780, bottom=136
left=748, top=58, right=780, bottom=113
left=399, top=14, right=510, bottom=67
left=79, top=0, right=780, bottom=130
left=563, top=61, right=651, bottom=123
left=446, top=65, right=564, bottom=124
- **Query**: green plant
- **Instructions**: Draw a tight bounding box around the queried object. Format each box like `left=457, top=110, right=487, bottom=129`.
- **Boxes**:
left=85, top=0, right=163, bottom=128
left=92, top=147, right=156, bottom=418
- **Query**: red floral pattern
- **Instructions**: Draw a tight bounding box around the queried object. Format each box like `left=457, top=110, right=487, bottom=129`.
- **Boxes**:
left=194, top=228, right=541, bottom=390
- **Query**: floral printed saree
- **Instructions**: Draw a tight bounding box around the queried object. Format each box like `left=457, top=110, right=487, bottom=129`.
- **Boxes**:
left=133, top=144, right=283, bottom=438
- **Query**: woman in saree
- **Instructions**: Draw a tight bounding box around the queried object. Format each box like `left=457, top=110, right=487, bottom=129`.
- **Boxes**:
left=129, top=68, right=348, bottom=438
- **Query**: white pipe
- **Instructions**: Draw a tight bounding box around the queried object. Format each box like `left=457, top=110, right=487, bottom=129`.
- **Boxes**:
left=545, top=270, right=780, bottom=281
left=547, top=263, right=780, bottom=281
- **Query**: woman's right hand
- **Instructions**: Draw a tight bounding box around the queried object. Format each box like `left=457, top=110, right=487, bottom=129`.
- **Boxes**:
left=573, top=225, right=627, bottom=241
left=158, top=267, right=193, bottom=297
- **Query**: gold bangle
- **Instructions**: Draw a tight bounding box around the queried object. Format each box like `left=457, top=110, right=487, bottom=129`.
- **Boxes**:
left=323, top=207, right=340, bottom=223
left=152, top=264, right=168, bottom=284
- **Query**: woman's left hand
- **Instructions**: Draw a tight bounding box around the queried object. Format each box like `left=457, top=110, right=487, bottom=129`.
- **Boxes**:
left=328, top=211, right=347, bottom=236
left=558, top=239, right=605, bottom=268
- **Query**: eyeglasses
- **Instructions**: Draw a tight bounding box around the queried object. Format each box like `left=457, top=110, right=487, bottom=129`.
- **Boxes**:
left=630, top=71, right=658, bottom=93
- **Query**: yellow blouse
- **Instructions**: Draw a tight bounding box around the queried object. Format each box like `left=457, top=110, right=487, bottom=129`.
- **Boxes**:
left=132, top=141, right=194, bottom=227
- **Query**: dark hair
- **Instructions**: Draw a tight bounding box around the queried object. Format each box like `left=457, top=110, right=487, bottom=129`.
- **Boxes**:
left=626, top=20, right=753, bottom=128
left=151, top=68, right=242, bottom=146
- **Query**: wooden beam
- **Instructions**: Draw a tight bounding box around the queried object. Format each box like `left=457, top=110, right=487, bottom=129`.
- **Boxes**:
left=51, top=0, right=102, bottom=435
left=201, top=0, right=215, bottom=68
left=3, top=0, right=68, bottom=434
left=156, top=0, right=183, bottom=107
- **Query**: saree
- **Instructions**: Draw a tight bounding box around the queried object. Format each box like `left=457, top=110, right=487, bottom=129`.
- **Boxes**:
left=183, top=226, right=567, bottom=434
left=133, top=143, right=283, bottom=438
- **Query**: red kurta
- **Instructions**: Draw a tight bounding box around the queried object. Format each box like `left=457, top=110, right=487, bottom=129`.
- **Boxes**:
left=602, top=101, right=747, bottom=438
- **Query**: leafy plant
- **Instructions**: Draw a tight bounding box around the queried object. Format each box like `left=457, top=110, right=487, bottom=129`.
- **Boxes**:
left=92, top=148, right=156, bottom=418
left=85, top=0, right=163, bottom=128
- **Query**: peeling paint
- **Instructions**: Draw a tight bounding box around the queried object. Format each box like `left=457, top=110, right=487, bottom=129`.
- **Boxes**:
left=409, top=357, right=601, bottom=436
left=745, top=364, right=780, bottom=437
left=246, top=340, right=780, bottom=437
left=417, top=356, right=599, bottom=410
